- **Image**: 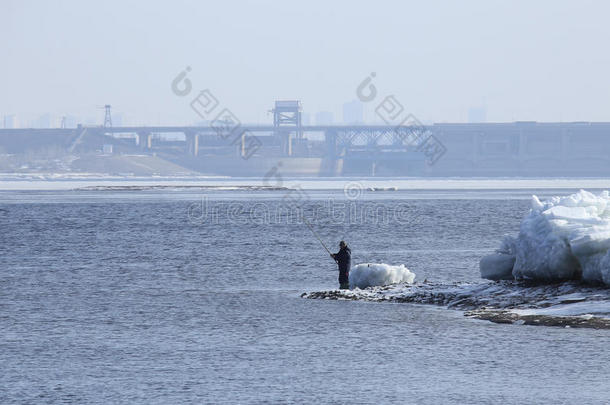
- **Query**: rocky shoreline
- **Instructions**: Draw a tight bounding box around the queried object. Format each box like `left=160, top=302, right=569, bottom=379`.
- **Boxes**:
left=302, top=280, right=610, bottom=329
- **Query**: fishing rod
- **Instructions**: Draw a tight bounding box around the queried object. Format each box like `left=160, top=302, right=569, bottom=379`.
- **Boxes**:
left=302, top=215, right=336, bottom=262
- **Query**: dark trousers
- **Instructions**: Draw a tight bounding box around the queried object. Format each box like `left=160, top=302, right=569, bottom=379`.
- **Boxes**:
left=339, top=272, right=349, bottom=289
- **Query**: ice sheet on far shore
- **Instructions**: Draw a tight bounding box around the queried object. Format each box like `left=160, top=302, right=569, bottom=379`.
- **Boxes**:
left=481, top=190, right=610, bottom=285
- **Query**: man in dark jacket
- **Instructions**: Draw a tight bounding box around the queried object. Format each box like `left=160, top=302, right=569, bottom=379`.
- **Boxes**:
left=331, top=241, right=351, bottom=289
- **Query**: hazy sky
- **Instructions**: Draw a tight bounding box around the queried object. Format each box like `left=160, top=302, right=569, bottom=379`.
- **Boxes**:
left=2, top=0, right=610, bottom=125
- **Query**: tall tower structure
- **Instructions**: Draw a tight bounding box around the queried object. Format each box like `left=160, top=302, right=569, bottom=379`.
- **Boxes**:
left=103, top=105, right=113, bottom=128
left=271, top=100, right=302, bottom=131
left=271, top=100, right=302, bottom=156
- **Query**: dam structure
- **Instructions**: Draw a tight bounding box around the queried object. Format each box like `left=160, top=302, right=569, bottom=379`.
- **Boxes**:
left=2, top=105, right=610, bottom=176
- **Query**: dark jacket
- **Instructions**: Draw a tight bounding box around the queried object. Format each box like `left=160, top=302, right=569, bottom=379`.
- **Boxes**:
left=334, top=246, right=351, bottom=282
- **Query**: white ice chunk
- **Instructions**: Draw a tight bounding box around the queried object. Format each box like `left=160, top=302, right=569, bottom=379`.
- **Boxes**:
left=481, top=190, right=610, bottom=285
left=349, top=263, right=415, bottom=289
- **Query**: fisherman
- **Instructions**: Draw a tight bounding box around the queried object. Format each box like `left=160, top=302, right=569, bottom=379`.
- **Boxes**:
left=331, top=241, right=351, bottom=289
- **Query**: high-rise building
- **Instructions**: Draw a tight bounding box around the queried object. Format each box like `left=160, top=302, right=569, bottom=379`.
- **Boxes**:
left=64, top=115, right=79, bottom=128
left=315, top=111, right=333, bottom=125
left=3, top=115, right=18, bottom=129
left=468, top=107, right=487, bottom=123
left=36, top=114, right=52, bottom=128
left=342, top=100, right=364, bottom=124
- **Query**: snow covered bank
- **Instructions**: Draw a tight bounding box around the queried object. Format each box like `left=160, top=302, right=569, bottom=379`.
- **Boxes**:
left=481, top=190, right=610, bottom=285
left=349, top=263, right=415, bottom=289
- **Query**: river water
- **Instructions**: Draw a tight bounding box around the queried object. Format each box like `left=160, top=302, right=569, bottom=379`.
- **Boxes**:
left=1, top=187, right=609, bottom=404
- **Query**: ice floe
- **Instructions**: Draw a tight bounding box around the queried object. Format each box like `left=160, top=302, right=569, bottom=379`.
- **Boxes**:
left=481, top=190, right=610, bottom=285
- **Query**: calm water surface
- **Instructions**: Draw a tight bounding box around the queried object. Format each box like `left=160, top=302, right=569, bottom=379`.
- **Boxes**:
left=1, top=189, right=609, bottom=404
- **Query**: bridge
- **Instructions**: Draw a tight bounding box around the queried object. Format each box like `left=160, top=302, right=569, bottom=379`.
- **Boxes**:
left=0, top=123, right=443, bottom=163
left=3, top=120, right=610, bottom=176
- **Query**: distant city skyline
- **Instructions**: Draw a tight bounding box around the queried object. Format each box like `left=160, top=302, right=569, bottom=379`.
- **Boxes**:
left=2, top=100, right=409, bottom=128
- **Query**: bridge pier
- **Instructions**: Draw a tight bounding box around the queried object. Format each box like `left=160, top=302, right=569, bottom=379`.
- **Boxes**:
left=185, top=131, right=199, bottom=156
left=320, top=130, right=342, bottom=176
left=138, top=131, right=151, bottom=150
left=325, top=130, right=337, bottom=160
left=279, top=131, right=292, bottom=156
left=238, top=132, right=247, bottom=158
